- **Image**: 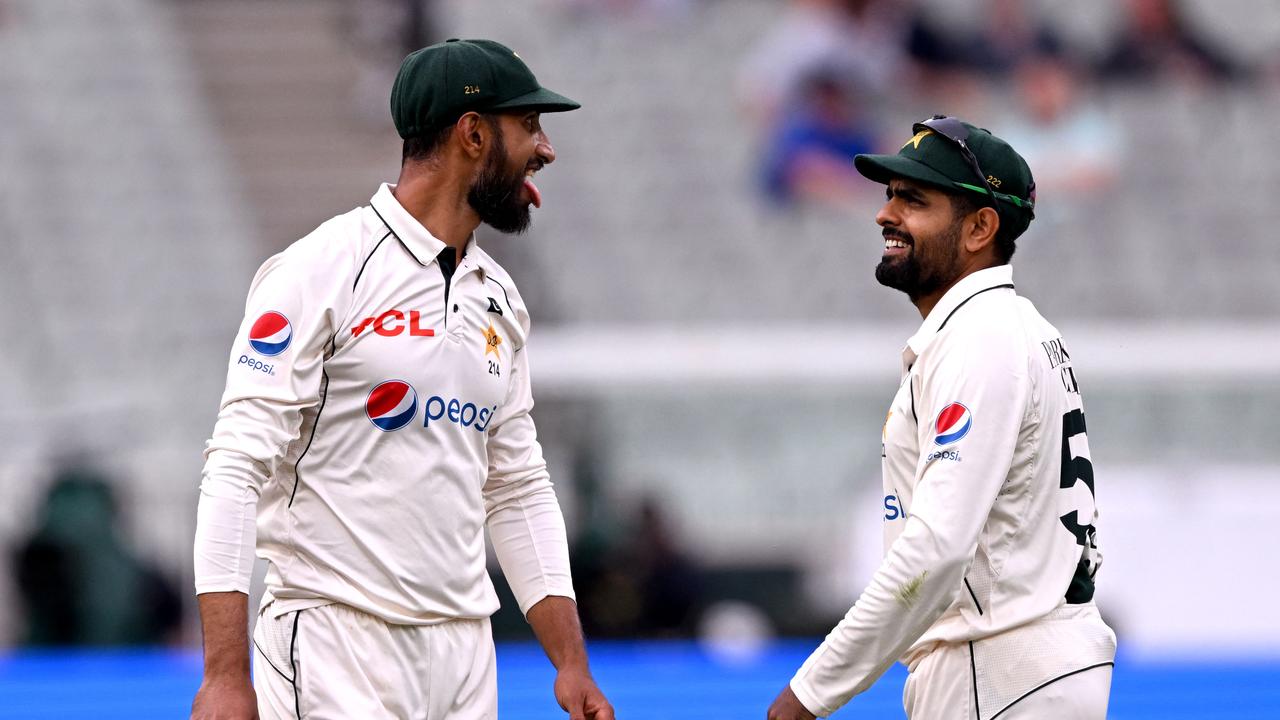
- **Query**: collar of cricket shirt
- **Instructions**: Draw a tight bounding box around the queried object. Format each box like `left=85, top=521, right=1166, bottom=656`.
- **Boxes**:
left=370, top=183, right=487, bottom=277
left=903, top=264, right=1015, bottom=369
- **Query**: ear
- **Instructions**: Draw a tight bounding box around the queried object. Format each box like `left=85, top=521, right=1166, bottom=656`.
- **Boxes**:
left=963, top=206, right=1000, bottom=255
left=455, top=112, right=488, bottom=160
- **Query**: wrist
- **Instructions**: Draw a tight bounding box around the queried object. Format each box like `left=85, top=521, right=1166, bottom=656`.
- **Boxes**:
left=555, top=657, right=591, bottom=675
left=202, top=655, right=251, bottom=682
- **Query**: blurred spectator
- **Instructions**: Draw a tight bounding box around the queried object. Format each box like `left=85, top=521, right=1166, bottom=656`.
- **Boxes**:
left=738, top=0, right=905, bottom=127
left=999, top=53, right=1121, bottom=199
left=549, top=0, right=694, bottom=19
left=906, top=0, right=1062, bottom=78
left=572, top=495, right=703, bottom=638
left=13, top=467, right=181, bottom=646
left=1097, top=0, right=1244, bottom=83
left=761, top=68, right=878, bottom=209
left=630, top=497, right=703, bottom=636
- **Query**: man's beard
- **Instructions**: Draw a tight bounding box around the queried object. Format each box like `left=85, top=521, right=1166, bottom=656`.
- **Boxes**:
left=874, top=221, right=964, bottom=302
left=467, top=128, right=532, bottom=235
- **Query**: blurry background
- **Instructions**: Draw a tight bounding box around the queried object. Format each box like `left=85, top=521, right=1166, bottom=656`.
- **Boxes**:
left=1, top=0, right=1279, bottom=717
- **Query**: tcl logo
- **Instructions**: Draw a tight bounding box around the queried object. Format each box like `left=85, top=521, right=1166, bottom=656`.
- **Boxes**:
left=351, top=310, right=435, bottom=338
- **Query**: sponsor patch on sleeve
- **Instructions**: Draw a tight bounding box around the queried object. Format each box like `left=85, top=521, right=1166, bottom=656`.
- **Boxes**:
left=933, top=402, right=972, bottom=445
left=248, top=311, right=293, bottom=356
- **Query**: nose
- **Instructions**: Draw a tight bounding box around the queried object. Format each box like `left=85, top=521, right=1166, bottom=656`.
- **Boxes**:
left=535, top=132, right=556, bottom=166
left=875, top=199, right=899, bottom=229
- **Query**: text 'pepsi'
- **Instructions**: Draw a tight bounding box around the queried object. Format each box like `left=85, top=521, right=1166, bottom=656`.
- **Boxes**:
left=237, top=355, right=276, bottom=376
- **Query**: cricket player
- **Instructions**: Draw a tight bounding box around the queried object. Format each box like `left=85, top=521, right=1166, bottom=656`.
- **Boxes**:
left=191, top=39, right=614, bottom=720
left=768, top=116, right=1116, bottom=719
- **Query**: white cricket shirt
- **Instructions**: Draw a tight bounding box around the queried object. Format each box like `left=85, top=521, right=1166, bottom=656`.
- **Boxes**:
left=194, top=184, right=574, bottom=624
left=792, top=265, right=1114, bottom=717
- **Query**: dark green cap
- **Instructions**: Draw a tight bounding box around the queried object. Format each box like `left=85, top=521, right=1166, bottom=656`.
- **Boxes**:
left=391, top=38, right=581, bottom=139
left=855, top=118, right=1036, bottom=237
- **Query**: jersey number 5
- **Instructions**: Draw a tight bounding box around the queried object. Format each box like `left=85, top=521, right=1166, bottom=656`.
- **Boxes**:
left=1059, top=408, right=1100, bottom=603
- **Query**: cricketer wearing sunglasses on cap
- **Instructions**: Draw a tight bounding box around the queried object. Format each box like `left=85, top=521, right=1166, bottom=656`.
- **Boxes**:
left=192, top=39, right=613, bottom=720
left=768, top=117, right=1116, bottom=720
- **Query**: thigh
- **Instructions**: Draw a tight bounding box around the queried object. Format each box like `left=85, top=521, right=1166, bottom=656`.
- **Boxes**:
left=997, top=663, right=1112, bottom=720
left=293, top=605, right=415, bottom=720
left=904, top=644, right=975, bottom=720
left=426, top=618, right=497, bottom=720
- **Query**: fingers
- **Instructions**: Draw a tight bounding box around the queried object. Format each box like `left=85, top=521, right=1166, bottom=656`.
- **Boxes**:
left=587, top=696, right=616, bottom=720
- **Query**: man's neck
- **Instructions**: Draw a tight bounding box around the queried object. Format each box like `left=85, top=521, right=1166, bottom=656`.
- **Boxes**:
left=912, top=289, right=947, bottom=321
left=911, top=258, right=1001, bottom=319
left=393, top=167, right=481, bottom=260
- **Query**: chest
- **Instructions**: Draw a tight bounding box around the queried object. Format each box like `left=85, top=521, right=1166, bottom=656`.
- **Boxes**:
left=328, top=263, right=519, bottom=418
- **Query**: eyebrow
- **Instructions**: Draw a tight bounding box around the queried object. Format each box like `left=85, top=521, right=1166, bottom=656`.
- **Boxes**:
left=887, top=184, right=925, bottom=202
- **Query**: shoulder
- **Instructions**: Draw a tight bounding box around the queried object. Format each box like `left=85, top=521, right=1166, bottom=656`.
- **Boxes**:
left=927, top=289, right=1030, bottom=372
left=255, top=206, right=382, bottom=292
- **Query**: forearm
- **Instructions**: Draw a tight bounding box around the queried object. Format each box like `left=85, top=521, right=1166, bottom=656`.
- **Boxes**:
left=198, top=591, right=251, bottom=680
left=526, top=595, right=590, bottom=672
left=487, top=481, right=575, bottom=614
left=194, top=459, right=261, bottom=594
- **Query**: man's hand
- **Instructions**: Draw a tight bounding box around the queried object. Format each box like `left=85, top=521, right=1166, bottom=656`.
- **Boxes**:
left=767, top=684, right=818, bottom=720
left=190, top=677, right=258, bottom=719
left=526, top=596, right=615, bottom=720
left=554, top=666, right=615, bottom=720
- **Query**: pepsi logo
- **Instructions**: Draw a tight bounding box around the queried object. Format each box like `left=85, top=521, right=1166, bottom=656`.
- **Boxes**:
left=366, top=380, right=418, bottom=432
left=933, top=402, right=973, bottom=445
left=249, top=311, right=293, bottom=356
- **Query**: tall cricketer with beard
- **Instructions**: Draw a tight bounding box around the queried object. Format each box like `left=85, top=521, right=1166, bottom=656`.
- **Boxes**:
left=191, top=39, right=614, bottom=720
left=768, top=117, right=1115, bottom=720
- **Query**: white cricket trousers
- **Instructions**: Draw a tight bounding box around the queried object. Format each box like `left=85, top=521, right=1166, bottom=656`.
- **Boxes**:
left=903, top=606, right=1115, bottom=719
left=252, top=602, right=497, bottom=720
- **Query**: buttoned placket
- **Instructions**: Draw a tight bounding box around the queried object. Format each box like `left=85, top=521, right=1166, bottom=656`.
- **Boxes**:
left=446, top=261, right=487, bottom=344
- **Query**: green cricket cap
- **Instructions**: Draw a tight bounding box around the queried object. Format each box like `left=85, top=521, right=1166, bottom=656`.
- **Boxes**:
left=391, top=38, right=581, bottom=139
left=855, top=118, right=1036, bottom=236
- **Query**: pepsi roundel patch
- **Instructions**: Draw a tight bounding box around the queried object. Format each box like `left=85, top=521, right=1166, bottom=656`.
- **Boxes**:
left=366, top=380, right=418, bottom=432
left=248, top=311, right=293, bottom=356
left=933, top=403, right=972, bottom=445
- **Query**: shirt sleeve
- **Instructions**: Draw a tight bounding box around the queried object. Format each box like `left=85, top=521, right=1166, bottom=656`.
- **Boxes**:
left=483, top=322, right=575, bottom=616
left=790, top=321, right=1030, bottom=717
left=193, top=238, right=348, bottom=595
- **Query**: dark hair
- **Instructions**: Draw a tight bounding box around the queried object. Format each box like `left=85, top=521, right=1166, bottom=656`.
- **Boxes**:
left=950, top=191, right=1019, bottom=264
left=401, top=113, right=502, bottom=164
left=402, top=123, right=454, bottom=163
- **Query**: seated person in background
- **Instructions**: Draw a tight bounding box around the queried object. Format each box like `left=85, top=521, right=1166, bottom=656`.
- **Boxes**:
left=737, top=0, right=905, bottom=127
left=1097, top=0, right=1245, bottom=83
left=761, top=68, right=878, bottom=210
left=15, top=466, right=182, bottom=646
left=1000, top=52, right=1121, bottom=201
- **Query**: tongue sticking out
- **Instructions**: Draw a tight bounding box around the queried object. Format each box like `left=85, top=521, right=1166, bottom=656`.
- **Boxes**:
left=523, top=177, right=542, bottom=209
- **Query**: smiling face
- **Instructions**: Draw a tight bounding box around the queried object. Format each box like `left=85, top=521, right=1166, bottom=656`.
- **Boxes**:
left=467, top=111, right=556, bottom=234
left=874, top=178, right=968, bottom=304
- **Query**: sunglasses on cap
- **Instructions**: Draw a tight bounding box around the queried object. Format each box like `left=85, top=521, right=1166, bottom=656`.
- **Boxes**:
left=917, top=115, right=1035, bottom=216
